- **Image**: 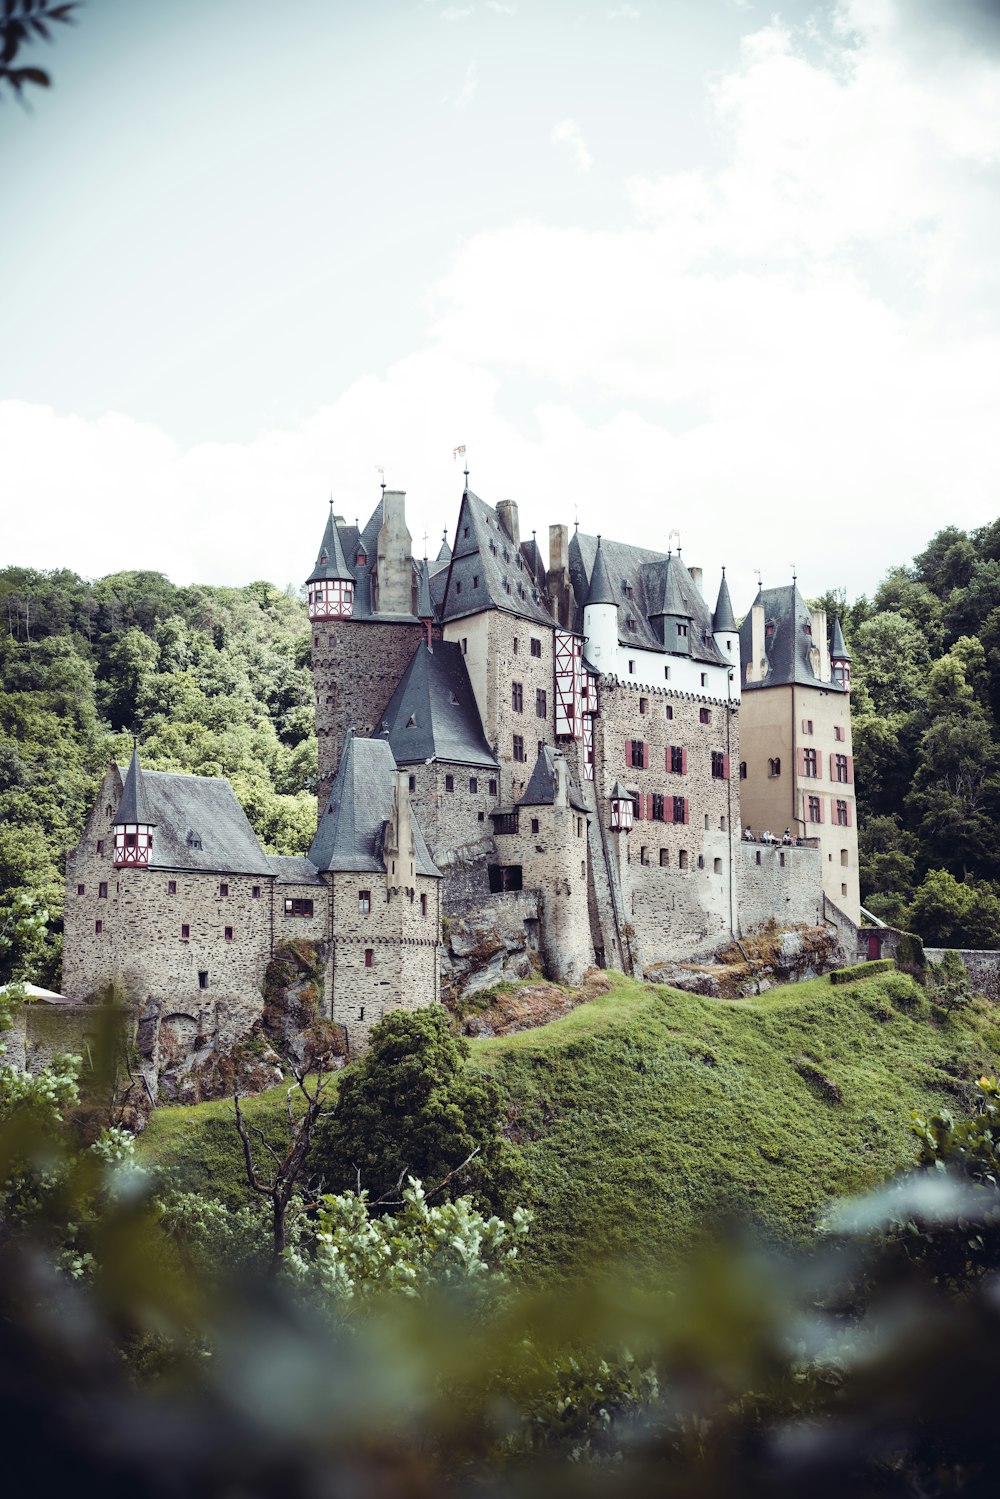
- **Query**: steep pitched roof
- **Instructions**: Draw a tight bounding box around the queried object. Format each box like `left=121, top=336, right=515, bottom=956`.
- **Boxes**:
left=436, top=531, right=452, bottom=562
left=117, top=769, right=273, bottom=875
left=569, top=530, right=725, bottom=666
left=518, top=744, right=588, bottom=812
left=309, top=731, right=439, bottom=876
left=307, top=506, right=353, bottom=583
left=738, top=584, right=845, bottom=691
left=440, top=489, right=553, bottom=626
left=585, top=538, right=616, bottom=606
left=713, top=570, right=737, bottom=633
left=113, top=748, right=155, bottom=826
left=375, top=641, right=497, bottom=768
left=831, top=614, right=852, bottom=661
left=651, top=552, right=691, bottom=620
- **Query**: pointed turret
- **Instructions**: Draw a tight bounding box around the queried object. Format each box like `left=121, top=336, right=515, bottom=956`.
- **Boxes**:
left=437, top=530, right=452, bottom=563
left=113, top=748, right=156, bottom=868
left=650, top=552, right=693, bottom=653
left=307, top=504, right=354, bottom=621
left=416, top=559, right=434, bottom=647
left=831, top=614, right=852, bottom=690
left=712, top=569, right=737, bottom=634
left=583, top=537, right=618, bottom=665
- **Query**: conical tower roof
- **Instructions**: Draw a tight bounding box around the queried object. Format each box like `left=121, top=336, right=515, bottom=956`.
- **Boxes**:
left=651, top=552, right=691, bottom=619
left=307, top=505, right=353, bottom=584
left=436, top=530, right=452, bottom=562
left=831, top=614, right=852, bottom=661
left=712, top=569, right=737, bottom=633
left=113, top=747, right=156, bottom=827
left=585, top=538, right=616, bottom=606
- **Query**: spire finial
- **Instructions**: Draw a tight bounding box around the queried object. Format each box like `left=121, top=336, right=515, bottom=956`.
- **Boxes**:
left=376, top=464, right=385, bottom=495
left=721, top=564, right=726, bottom=576
left=791, top=561, right=797, bottom=584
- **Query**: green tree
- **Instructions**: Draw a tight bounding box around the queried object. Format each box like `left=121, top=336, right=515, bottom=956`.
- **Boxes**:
left=312, top=1008, right=521, bottom=1216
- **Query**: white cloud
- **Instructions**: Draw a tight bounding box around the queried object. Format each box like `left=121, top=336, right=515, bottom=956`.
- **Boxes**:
left=485, top=1, right=516, bottom=13
left=607, top=5, right=640, bottom=19
left=440, top=6, right=473, bottom=20
left=551, top=118, right=594, bottom=173
left=458, top=59, right=479, bottom=107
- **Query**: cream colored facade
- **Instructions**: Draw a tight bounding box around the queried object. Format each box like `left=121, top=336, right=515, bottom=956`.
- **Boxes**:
left=738, top=681, right=859, bottom=923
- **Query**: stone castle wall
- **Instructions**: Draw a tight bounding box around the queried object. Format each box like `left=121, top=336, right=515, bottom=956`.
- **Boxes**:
left=591, top=679, right=740, bottom=966
left=517, top=799, right=594, bottom=983
left=327, top=871, right=440, bottom=1054
left=737, top=841, right=825, bottom=934
left=313, top=617, right=424, bottom=808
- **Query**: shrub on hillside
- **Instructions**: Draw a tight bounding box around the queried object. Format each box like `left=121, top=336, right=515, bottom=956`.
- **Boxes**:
left=311, top=1007, right=523, bottom=1215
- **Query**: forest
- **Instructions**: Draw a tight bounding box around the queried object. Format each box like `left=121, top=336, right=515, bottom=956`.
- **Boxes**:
left=3, top=519, right=1000, bottom=985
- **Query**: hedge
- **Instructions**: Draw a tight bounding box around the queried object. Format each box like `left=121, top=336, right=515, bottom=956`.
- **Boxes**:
left=831, top=958, right=896, bottom=986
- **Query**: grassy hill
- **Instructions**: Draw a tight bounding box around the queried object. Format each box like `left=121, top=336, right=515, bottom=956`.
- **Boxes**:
left=137, top=970, right=1000, bottom=1274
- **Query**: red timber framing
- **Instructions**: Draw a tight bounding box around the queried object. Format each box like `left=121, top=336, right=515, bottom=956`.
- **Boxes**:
left=554, top=630, right=583, bottom=739
left=114, top=824, right=153, bottom=868
left=583, top=715, right=595, bottom=780
left=308, top=579, right=354, bottom=622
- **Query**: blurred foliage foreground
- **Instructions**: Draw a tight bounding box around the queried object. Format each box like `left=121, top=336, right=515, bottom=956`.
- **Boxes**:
left=5, top=980, right=1000, bottom=1498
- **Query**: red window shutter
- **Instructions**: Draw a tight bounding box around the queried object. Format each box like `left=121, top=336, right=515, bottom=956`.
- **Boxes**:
left=643, top=742, right=650, bottom=770
left=846, top=756, right=854, bottom=783
left=723, top=753, right=730, bottom=780
left=797, top=747, right=806, bottom=776
left=635, top=794, right=643, bottom=820
left=846, top=801, right=853, bottom=827
left=664, top=795, right=674, bottom=823
left=681, top=748, right=688, bottom=775
left=646, top=792, right=654, bottom=820
left=626, top=741, right=632, bottom=767
left=666, top=746, right=672, bottom=770
left=817, top=799, right=825, bottom=823
left=683, top=798, right=689, bottom=824
left=829, top=753, right=835, bottom=780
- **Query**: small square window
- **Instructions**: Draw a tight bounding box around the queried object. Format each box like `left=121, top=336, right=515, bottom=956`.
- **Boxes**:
left=219, top=882, right=229, bottom=897
left=224, top=926, right=233, bottom=942
left=168, top=879, right=177, bottom=895
left=699, top=708, right=711, bottom=725
left=181, top=923, right=190, bottom=939
left=76, top=883, right=85, bottom=896
left=359, top=890, right=371, bottom=914
left=445, top=774, right=455, bottom=793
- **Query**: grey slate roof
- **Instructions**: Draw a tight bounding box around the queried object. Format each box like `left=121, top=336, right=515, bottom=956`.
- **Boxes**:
left=569, top=530, right=726, bottom=666
left=738, top=584, right=846, bottom=691
left=308, top=506, right=353, bottom=583
left=114, top=748, right=155, bottom=826
left=831, top=614, right=852, bottom=661
left=308, top=496, right=421, bottom=622
left=652, top=552, right=691, bottom=620
left=117, top=768, right=273, bottom=875
left=266, top=855, right=323, bottom=886
left=713, top=570, right=737, bottom=633
left=518, top=745, right=588, bottom=812
left=436, top=531, right=452, bottom=562
left=440, top=489, right=554, bottom=626
left=375, top=641, right=498, bottom=768
left=585, top=539, right=616, bottom=605
left=309, top=731, right=440, bottom=877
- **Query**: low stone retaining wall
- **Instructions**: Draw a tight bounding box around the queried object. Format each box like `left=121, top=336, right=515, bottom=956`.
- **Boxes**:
left=925, top=947, right=1000, bottom=1001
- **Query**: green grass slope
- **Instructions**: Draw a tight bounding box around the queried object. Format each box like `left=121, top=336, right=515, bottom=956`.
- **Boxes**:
left=138, top=971, right=1000, bottom=1273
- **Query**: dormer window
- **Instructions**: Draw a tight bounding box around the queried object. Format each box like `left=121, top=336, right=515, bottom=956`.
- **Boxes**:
left=186, top=829, right=202, bottom=850
left=406, top=714, right=417, bottom=727
left=356, top=551, right=367, bottom=565
left=449, top=691, right=459, bottom=705
left=463, top=526, right=470, bottom=538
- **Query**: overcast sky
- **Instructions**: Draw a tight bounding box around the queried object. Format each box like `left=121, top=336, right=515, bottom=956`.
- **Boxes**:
left=3, top=0, right=1000, bottom=610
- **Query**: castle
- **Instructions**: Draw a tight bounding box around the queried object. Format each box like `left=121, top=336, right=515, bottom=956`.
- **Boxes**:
left=60, top=481, right=859, bottom=1090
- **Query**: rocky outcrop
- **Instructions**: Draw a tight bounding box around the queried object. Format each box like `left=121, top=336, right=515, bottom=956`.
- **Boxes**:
left=645, top=924, right=839, bottom=998
left=440, top=892, right=543, bottom=1002
left=262, top=939, right=348, bottom=1070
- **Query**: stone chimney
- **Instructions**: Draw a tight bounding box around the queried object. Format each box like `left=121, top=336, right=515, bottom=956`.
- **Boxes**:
left=810, top=607, right=830, bottom=682
left=749, top=601, right=768, bottom=683
left=375, top=490, right=413, bottom=617
left=497, top=499, right=520, bottom=547
left=547, top=522, right=572, bottom=628
left=687, top=564, right=703, bottom=598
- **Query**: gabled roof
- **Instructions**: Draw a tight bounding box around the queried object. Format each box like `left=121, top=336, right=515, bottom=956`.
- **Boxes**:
left=116, top=768, right=273, bottom=875
left=113, top=748, right=155, bottom=826
left=309, top=731, right=439, bottom=876
left=831, top=614, right=852, bottom=661
left=308, top=506, right=353, bottom=583
left=738, top=583, right=845, bottom=691
left=375, top=641, right=497, bottom=768
left=569, top=530, right=725, bottom=665
left=518, top=744, right=588, bottom=812
left=713, top=570, right=737, bottom=634
left=440, top=489, right=554, bottom=626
